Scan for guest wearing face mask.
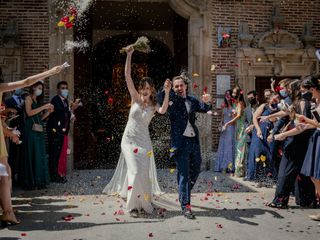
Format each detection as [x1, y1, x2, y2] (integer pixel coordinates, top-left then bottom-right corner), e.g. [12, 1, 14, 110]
[20, 81, 54, 189]
[243, 90, 259, 179]
[5, 89, 26, 186]
[47, 81, 80, 183]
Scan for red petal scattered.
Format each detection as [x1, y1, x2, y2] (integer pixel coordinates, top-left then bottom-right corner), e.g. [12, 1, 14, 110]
[61, 16, 69, 23]
[116, 218, 121, 221]
[62, 214, 74, 221]
[216, 224, 223, 229]
[267, 172, 273, 177]
[128, 186, 133, 191]
[186, 204, 191, 209]
[203, 86, 208, 94]
[65, 22, 74, 29]
[296, 174, 302, 181]
[204, 197, 209, 200]
[193, 83, 198, 89]
[114, 210, 125, 215]
[133, 148, 138, 154]
[149, 233, 154, 237]
[21, 233, 27, 237]
[107, 97, 113, 105]
[69, 6, 78, 17]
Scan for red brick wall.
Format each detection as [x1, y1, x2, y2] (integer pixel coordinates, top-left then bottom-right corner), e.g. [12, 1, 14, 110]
[0, 0, 49, 97]
[210, 0, 320, 149]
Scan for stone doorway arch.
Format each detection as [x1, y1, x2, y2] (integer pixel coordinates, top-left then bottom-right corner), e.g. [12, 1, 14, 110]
[48, 0, 212, 170]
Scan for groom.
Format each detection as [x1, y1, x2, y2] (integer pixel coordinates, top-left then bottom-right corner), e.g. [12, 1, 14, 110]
[157, 76, 212, 219]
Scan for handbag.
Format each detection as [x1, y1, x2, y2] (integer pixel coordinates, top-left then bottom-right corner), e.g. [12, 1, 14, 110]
[32, 115, 43, 132]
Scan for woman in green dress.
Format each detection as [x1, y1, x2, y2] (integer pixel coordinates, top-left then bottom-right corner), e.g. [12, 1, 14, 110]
[223, 87, 247, 177]
[20, 81, 54, 189]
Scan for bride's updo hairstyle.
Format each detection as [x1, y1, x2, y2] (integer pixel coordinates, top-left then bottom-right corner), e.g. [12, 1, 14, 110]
[138, 77, 157, 106]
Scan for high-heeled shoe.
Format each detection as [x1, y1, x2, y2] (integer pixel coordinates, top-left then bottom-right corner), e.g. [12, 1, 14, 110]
[1, 211, 21, 227]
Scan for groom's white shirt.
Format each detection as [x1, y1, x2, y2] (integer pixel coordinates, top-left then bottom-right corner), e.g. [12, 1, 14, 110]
[183, 99, 196, 137]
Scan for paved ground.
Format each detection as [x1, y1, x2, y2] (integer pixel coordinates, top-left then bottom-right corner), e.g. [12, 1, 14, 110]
[1, 170, 320, 240]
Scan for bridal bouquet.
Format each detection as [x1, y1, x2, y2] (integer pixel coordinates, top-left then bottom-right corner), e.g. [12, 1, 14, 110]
[120, 36, 151, 54]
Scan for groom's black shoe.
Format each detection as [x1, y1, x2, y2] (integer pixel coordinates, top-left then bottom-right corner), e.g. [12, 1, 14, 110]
[182, 209, 196, 220]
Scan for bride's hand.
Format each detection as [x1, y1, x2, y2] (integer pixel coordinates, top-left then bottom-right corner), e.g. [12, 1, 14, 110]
[124, 45, 134, 54]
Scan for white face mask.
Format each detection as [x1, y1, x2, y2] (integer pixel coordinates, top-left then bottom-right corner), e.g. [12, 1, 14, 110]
[60, 89, 69, 98]
[35, 88, 42, 97]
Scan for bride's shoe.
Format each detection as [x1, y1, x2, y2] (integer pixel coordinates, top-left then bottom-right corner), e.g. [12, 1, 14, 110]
[1, 211, 21, 227]
[129, 209, 139, 218]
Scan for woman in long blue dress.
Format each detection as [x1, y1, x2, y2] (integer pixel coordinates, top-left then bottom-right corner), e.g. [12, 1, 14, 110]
[215, 90, 235, 173]
[247, 93, 280, 182]
[223, 87, 246, 177]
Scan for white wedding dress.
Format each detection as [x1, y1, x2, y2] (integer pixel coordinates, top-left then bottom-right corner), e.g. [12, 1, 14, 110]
[103, 102, 163, 213]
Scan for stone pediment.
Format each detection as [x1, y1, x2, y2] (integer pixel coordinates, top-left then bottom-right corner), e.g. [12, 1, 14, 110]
[258, 30, 302, 50]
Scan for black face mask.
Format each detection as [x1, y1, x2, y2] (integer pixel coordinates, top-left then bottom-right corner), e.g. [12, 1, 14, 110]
[301, 91, 312, 101]
[249, 98, 257, 106]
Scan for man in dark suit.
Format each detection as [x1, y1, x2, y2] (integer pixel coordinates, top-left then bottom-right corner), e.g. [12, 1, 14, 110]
[243, 90, 259, 180]
[47, 81, 79, 183]
[157, 76, 212, 219]
[5, 88, 26, 185]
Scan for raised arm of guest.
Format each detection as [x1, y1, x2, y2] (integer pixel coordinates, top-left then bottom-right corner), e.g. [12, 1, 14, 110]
[252, 103, 266, 138]
[224, 101, 244, 127]
[259, 110, 288, 121]
[0, 65, 63, 93]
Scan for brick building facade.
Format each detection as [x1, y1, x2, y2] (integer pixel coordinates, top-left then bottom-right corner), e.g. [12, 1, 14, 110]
[0, 0, 319, 169]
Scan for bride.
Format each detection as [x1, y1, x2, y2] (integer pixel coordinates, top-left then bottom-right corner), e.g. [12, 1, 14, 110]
[103, 45, 171, 217]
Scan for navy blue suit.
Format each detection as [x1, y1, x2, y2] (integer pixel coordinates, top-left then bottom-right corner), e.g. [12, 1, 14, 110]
[157, 89, 212, 210]
[47, 95, 71, 181]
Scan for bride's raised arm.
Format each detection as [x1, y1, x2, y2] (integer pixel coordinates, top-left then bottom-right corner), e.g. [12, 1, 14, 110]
[156, 79, 171, 114]
[124, 46, 139, 102]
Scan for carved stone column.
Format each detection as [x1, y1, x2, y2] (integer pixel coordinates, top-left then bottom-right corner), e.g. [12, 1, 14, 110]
[0, 20, 22, 83]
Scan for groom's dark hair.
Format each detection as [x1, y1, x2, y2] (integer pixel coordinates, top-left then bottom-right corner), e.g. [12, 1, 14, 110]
[172, 76, 187, 85]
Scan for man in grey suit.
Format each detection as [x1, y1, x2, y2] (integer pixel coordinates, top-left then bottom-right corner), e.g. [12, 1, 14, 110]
[243, 90, 259, 179]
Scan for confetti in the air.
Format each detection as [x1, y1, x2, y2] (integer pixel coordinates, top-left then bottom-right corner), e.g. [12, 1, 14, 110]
[64, 40, 89, 53]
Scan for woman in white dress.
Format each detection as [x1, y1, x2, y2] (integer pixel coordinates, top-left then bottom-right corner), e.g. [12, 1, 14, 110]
[103, 46, 171, 217]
